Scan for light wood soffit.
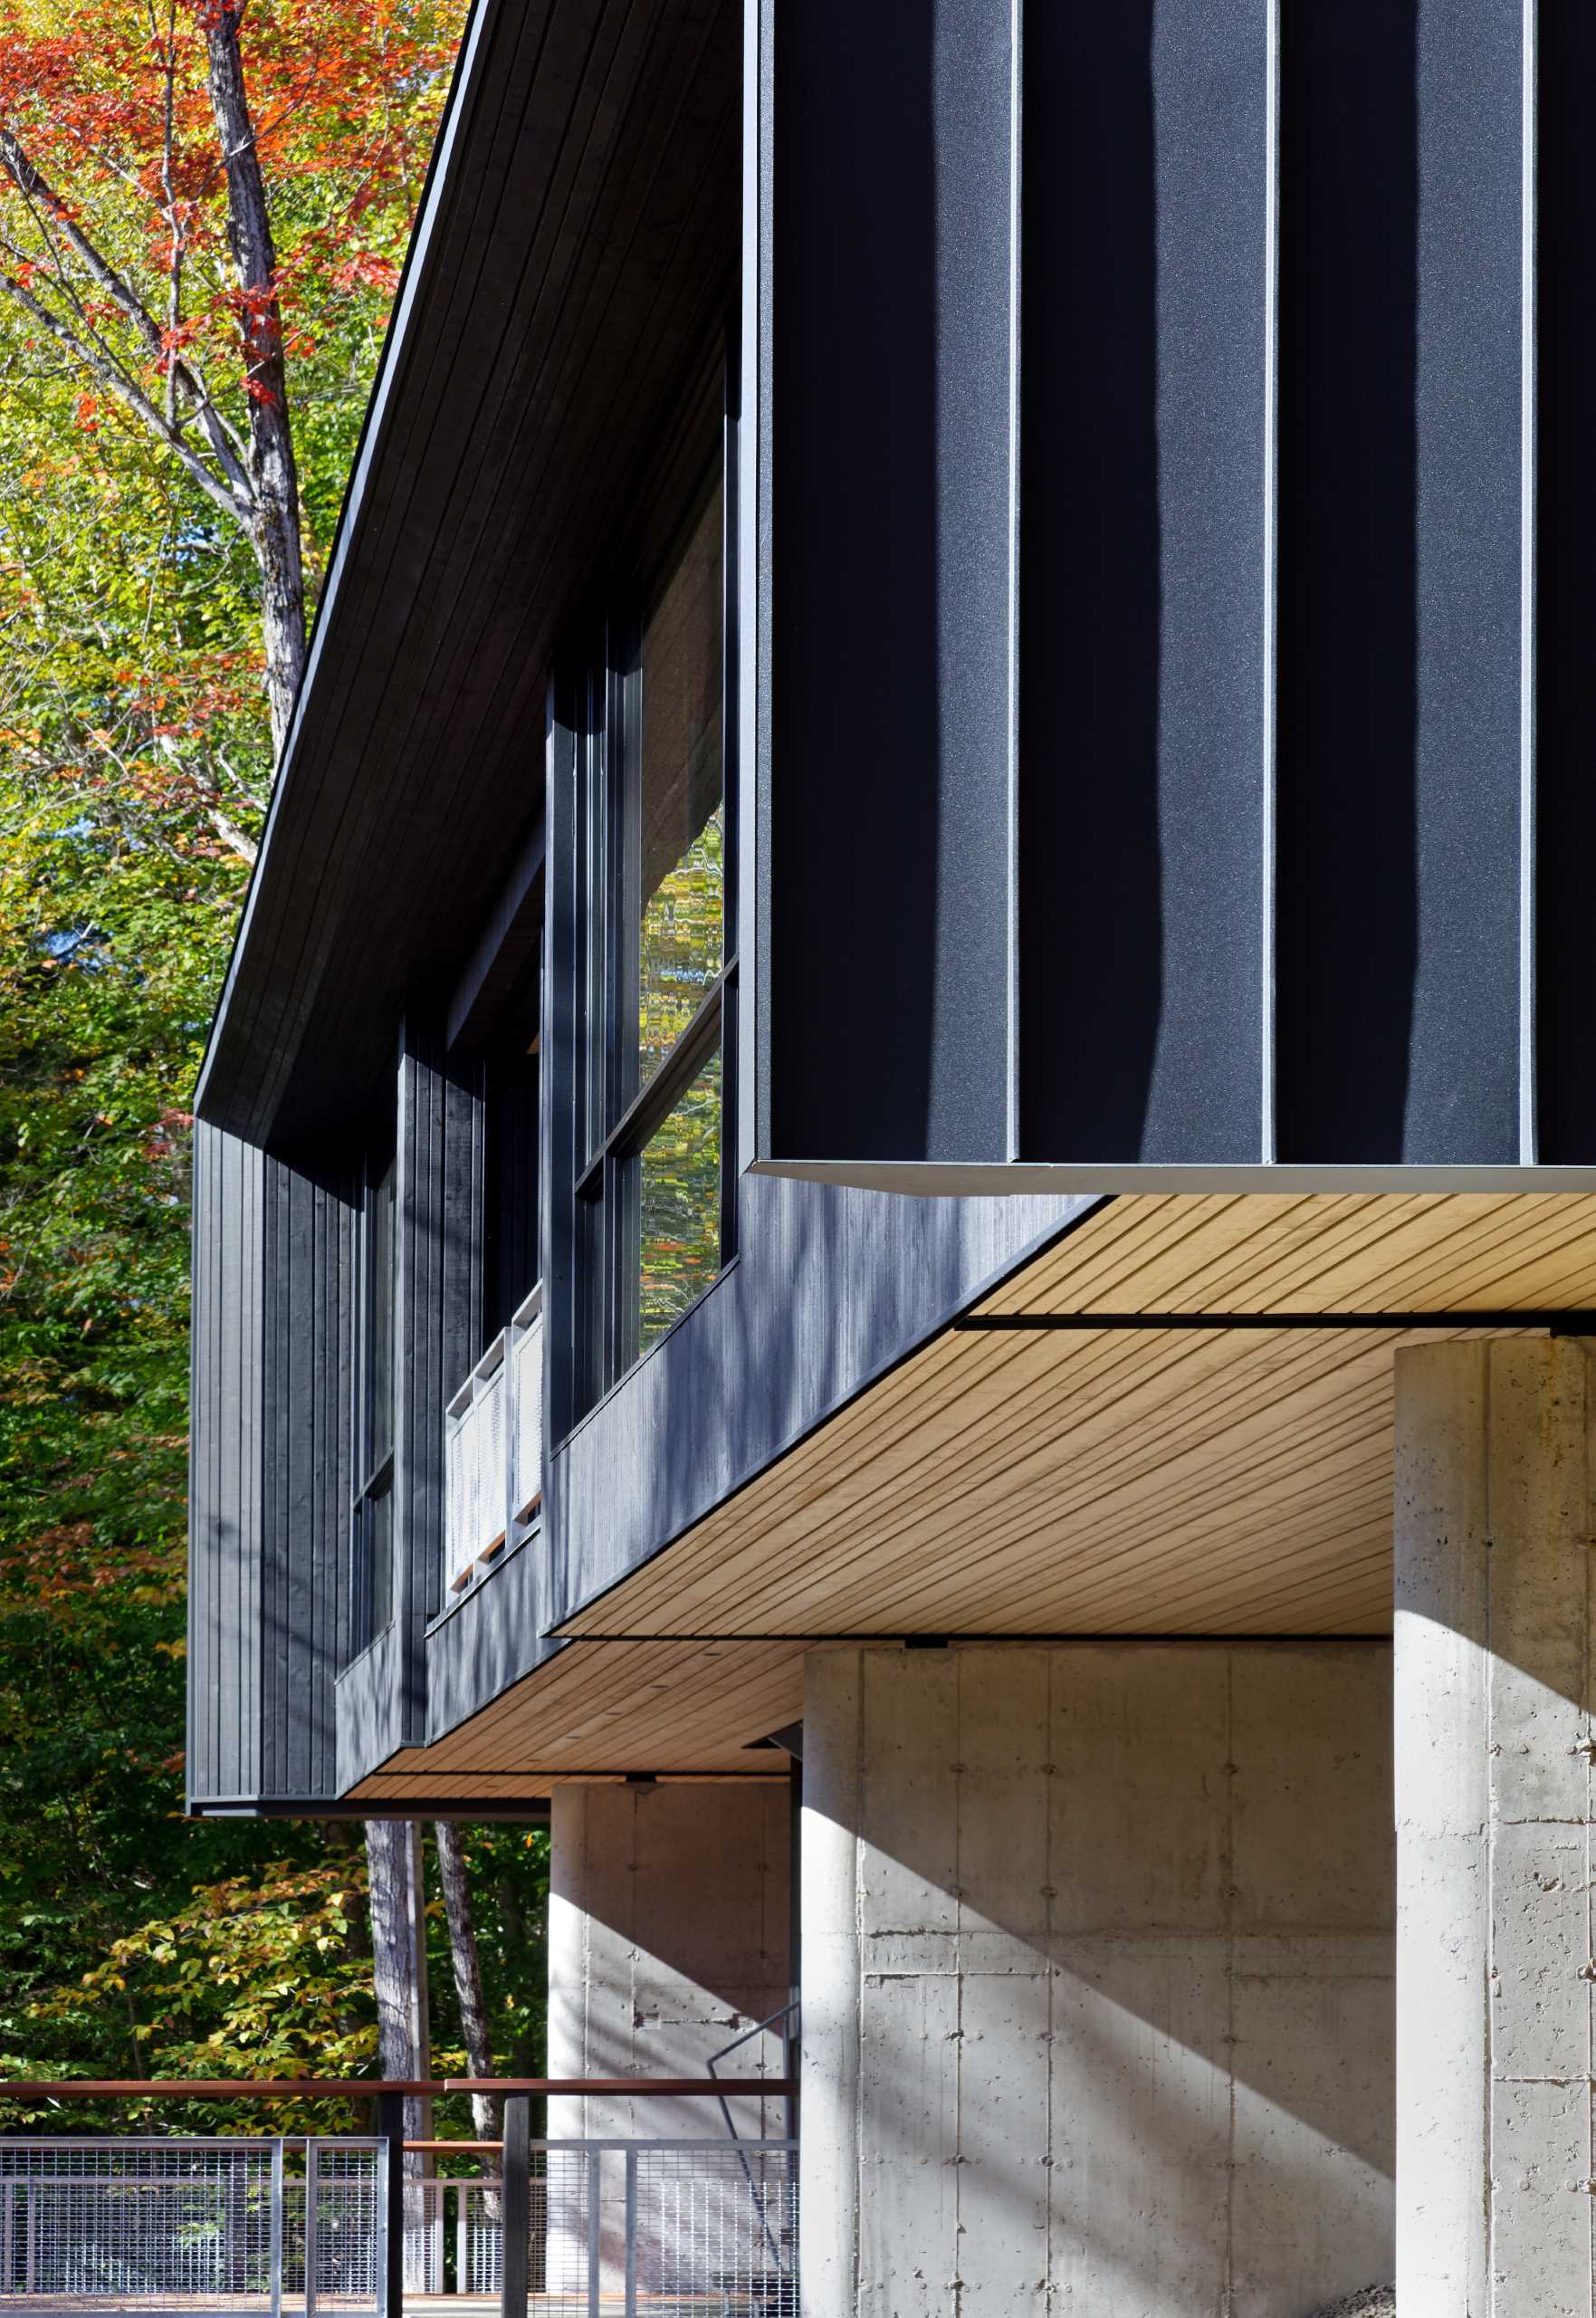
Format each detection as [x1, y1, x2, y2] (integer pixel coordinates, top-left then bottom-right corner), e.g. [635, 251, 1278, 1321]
[556, 1193, 1596, 1644]
[368, 1195, 1595, 1798]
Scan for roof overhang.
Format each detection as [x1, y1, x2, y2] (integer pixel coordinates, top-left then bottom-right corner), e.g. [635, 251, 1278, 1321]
[343, 1189, 1596, 1796]
[196, 0, 741, 1149]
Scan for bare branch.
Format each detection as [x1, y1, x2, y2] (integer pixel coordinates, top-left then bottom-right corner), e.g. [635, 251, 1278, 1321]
[158, 0, 181, 428]
[2, 130, 167, 366]
[0, 266, 252, 529]
[0, 127, 255, 501]
[206, 807, 258, 865]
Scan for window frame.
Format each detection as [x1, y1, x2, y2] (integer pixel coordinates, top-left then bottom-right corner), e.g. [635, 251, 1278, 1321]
[347, 1131, 397, 1660]
[570, 417, 739, 1408]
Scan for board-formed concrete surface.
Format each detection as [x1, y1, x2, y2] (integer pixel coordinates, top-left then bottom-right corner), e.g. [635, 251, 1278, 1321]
[802, 1640, 1395, 2316]
[546, 1780, 791, 2141]
[1395, 1336, 1596, 2315]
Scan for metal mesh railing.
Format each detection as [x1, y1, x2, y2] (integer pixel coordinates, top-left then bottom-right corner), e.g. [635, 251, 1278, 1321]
[628, 2145, 798, 2316]
[456, 2178, 528, 2297]
[0, 2139, 381, 2316]
[0, 2135, 798, 2314]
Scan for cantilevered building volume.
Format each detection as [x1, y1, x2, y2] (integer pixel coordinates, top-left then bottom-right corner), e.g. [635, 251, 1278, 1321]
[189, 4, 1596, 2308]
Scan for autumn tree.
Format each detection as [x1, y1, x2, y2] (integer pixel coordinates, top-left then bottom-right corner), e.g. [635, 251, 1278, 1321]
[0, 0, 541, 2120]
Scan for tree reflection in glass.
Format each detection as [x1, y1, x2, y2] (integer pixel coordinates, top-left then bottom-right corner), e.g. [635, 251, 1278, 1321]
[638, 1043, 722, 1349]
[636, 476, 723, 1096]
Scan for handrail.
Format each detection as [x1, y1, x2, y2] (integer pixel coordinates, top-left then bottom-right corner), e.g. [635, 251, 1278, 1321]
[3, 2075, 794, 2098]
[447, 2077, 795, 2096]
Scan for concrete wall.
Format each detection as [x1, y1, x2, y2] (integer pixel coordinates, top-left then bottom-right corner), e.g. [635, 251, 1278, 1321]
[1394, 1336, 1596, 2312]
[548, 1780, 793, 2142]
[802, 1642, 1395, 2318]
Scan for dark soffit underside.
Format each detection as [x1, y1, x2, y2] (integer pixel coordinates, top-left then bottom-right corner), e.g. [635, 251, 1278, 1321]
[196, 0, 740, 1151]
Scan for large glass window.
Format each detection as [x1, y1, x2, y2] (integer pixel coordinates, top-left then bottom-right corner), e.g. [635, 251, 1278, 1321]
[635, 484, 725, 1097]
[483, 963, 541, 1350]
[574, 460, 733, 1403]
[638, 1043, 723, 1351]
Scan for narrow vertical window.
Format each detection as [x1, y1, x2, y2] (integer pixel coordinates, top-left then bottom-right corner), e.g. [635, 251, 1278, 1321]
[572, 450, 734, 1405]
[635, 483, 725, 1098]
[349, 1140, 396, 1655]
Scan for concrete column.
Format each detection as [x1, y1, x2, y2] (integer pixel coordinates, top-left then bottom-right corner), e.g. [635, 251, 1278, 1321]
[548, 1779, 792, 2133]
[802, 1640, 1395, 2317]
[546, 1779, 792, 2295]
[1394, 1336, 1596, 2314]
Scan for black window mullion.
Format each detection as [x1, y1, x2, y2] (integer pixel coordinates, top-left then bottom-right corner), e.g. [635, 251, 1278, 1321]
[567, 390, 734, 1413]
[608, 1144, 640, 1379]
[607, 633, 642, 1139]
[347, 1137, 395, 1660]
[719, 966, 739, 1266]
[578, 968, 730, 1194]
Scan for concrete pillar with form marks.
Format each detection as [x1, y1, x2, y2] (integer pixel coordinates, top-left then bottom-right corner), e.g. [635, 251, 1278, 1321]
[1395, 1335, 1596, 2313]
[802, 1638, 1395, 2316]
[545, 1780, 794, 2303]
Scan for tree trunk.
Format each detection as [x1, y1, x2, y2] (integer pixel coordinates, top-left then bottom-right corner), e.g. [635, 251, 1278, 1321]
[435, 1822, 501, 2143]
[366, 1820, 432, 2166]
[497, 1871, 543, 2078]
[202, 0, 307, 756]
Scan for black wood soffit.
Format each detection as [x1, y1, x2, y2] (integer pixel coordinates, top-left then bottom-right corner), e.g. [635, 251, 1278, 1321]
[195, 0, 741, 1152]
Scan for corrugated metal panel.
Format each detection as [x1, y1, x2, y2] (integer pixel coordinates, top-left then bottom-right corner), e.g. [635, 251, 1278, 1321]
[1018, 0, 1270, 1164]
[187, 1124, 357, 1811]
[1275, 0, 1524, 1163]
[1532, 3, 1596, 1161]
[260, 1154, 357, 1799]
[188, 1124, 266, 1806]
[751, 0, 1590, 1189]
[767, 0, 1016, 1165]
[383, 1021, 485, 1757]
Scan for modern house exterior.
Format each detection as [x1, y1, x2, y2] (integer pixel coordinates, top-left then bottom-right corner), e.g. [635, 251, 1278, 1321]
[188, 3, 1596, 2309]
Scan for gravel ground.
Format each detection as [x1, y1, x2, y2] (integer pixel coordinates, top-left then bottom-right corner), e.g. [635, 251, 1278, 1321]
[1308, 2293, 1395, 2318]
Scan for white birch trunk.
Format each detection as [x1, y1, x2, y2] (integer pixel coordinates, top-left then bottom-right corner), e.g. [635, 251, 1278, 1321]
[366, 1819, 433, 2169]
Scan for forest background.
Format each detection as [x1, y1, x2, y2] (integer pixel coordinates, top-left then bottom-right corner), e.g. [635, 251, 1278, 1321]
[0, 0, 550, 2136]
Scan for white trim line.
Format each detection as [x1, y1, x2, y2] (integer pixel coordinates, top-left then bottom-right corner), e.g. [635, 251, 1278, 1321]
[1518, 0, 1538, 1164]
[1259, 0, 1281, 1164]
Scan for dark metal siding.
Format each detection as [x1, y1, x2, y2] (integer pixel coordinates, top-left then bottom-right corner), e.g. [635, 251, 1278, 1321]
[753, 0, 1563, 1182]
[261, 1152, 357, 1797]
[393, 1022, 484, 1748]
[768, 0, 1015, 1165]
[1276, 1, 1524, 1163]
[1534, 4, 1596, 1161]
[425, 1173, 1088, 1745]
[1018, 0, 1269, 1164]
[188, 1123, 264, 1805]
[544, 1179, 1089, 1640]
[188, 1125, 356, 1809]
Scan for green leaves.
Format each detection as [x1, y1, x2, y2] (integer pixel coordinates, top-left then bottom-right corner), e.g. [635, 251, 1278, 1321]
[0, 0, 514, 2135]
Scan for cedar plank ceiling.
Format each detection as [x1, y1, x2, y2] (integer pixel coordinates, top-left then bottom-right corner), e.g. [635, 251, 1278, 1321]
[349, 1193, 1596, 1799]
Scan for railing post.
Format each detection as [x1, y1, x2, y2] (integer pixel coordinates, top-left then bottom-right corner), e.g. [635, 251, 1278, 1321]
[303, 2139, 320, 2318]
[505, 1315, 518, 1555]
[454, 2180, 467, 2297]
[623, 2147, 638, 2318]
[500, 2094, 529, 2318]
[305, 2132, 321, 2318]
[376, 2093, 406, 2318]
[587, 2146, 601, 2318]
[269, 2140, 283, 2318]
